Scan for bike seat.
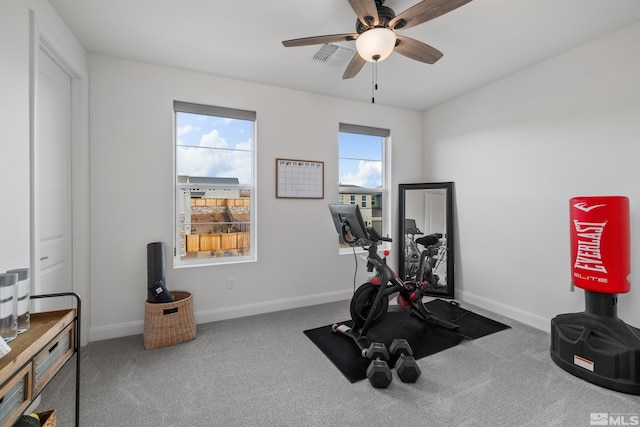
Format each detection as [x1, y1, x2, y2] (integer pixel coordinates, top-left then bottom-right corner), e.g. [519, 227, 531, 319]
[416, 233, 442, 247]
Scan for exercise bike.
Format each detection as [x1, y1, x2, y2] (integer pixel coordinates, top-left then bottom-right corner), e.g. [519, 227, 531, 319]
[403, 218, 446, 292]
[328, 204, 459, 362]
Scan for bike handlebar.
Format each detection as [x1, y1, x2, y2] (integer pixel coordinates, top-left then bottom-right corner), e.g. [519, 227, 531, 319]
[367, 226, 392, 243]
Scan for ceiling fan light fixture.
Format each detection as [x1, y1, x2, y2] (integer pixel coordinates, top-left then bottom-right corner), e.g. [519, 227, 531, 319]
[355, 27, 396, 62]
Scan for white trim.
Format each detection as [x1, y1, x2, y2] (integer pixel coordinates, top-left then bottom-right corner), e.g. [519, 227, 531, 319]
[89, 289, 352, 342]
[457, 289, 550, 332]
[39, 34, 83, 79]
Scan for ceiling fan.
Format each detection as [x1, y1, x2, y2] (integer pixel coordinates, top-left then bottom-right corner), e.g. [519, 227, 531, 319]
[282, 0, 473, 79]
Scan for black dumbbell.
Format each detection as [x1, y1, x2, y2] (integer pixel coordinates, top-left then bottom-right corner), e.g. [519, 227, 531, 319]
[364, 342, 392, 388]
[390, 339, 421, 383]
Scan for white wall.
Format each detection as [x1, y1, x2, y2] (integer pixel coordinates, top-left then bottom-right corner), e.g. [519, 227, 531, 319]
[88, 54, 424, 340]
[0, 0, 90, 340]
[0, 0, 31, 272]
[424, 22, 640, 330]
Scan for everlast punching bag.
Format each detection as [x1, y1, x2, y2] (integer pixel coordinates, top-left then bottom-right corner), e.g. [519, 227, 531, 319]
[146, 242, 174, 303]
[550, 196, 640, 394]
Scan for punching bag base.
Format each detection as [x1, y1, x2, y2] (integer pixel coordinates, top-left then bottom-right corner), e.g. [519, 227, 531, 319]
[550, 312, 640, 395]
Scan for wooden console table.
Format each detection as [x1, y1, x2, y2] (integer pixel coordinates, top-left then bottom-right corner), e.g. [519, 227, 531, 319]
[0, 293, 80, 427]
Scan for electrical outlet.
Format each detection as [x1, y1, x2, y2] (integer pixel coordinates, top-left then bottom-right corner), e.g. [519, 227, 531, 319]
[227, 277, 235, 289]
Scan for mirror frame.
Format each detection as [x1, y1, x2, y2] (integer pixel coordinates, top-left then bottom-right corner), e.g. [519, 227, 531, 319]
[398, 182, 455, 299]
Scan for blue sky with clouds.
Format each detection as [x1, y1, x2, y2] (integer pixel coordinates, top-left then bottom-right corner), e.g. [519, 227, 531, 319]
[339, 132, 383, 188]
[176, 112, 383, 188]
[176, 112, 253, 184]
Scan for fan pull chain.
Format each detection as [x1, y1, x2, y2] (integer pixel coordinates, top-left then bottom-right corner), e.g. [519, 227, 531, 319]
[371, 62, 374, 103]
[371, 60, 379, 104]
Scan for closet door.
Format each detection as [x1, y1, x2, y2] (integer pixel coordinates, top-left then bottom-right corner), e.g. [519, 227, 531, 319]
[34, 47, 73, 310]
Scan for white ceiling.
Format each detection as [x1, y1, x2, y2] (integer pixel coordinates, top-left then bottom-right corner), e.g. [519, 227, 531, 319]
[48, 0, 640, 111]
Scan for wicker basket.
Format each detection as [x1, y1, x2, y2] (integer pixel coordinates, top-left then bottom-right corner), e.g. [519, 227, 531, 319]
[38, 409, 56, 427]
[143, 291, 196, 350]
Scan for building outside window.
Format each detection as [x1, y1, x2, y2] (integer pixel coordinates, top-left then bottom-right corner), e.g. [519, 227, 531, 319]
[174, 101, 256, 267]
[338, 123, 389, 249]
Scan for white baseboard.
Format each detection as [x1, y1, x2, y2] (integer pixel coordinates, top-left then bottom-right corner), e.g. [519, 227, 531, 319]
[89, 319, 144, 342]
[456, 289, 551, 332]
[89, 288, 553, 342]
[89, 289, 352, 342]
[192, 289, 352, 325]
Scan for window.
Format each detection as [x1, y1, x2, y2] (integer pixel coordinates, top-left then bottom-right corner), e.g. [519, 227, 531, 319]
[338, 123, 389, 249]
[174, 101, 256, 267]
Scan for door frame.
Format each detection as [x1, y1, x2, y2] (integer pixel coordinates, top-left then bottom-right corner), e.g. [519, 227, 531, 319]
[30, 11, 90, 345]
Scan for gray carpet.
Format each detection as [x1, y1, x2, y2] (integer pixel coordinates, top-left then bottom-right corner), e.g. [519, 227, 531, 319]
[38, 300, 640, 426]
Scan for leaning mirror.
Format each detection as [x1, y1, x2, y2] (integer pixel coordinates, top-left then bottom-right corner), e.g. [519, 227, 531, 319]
[398, 182, 454, 299]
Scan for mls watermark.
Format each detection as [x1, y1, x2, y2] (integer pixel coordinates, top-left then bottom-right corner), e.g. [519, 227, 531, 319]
[591, 413, 640, 426]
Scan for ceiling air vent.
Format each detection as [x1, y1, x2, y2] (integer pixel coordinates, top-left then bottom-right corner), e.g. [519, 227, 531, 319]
[312, 43, 355, 65]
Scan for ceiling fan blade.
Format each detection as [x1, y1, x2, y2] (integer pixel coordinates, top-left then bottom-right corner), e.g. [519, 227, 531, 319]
[348, 0, 379, 27]
[394, 35, 443, 64]
[282, 34, 358, 48]
[389, 0, 472, 31]
[343, 53, 366, 79]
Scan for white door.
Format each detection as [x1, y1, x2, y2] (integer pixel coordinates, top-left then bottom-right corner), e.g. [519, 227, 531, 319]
[34, 47, 73, 311]
[424, 190, 447, 283]
[424, 191, 446, 235]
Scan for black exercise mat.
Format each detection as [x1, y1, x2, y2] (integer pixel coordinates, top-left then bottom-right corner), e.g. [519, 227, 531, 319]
[303, 299, 510, 383]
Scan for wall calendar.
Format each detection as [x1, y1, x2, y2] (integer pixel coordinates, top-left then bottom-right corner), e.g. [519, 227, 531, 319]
[276, 158, 324, 199]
